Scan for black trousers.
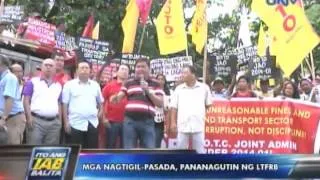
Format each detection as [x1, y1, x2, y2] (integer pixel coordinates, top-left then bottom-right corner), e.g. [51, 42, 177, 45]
[155, 122, 164, 148]
[66, 123, 98, 148]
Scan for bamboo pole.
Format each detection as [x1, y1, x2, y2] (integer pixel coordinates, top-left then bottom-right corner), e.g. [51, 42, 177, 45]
[305, 57, 312, 75]
[301, 62, 304, 78]
[202, 43, 207, 83]
[310, 51, 316, 83]
[137, 24, 146, 54]
[0, 0, 5, 16]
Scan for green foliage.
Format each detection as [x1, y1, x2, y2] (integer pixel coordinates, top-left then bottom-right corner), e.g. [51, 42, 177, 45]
[6, 0, 320, 75]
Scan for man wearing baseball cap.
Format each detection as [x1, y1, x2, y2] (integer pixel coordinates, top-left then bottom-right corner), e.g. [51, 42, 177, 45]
[211, 77, 228, 99]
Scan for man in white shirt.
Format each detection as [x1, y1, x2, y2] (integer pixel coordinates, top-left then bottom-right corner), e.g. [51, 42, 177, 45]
[23, 59, 62, 145]
[170, 66, 212, 154]
[62, 62, 104, 148]
[300, 78, 318, 103]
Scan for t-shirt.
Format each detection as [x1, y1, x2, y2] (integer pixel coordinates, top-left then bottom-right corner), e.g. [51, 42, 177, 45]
[102, 80, 127, 122]
[121, 77, 164, 120]
[154, 95, 170, 123]
[232, 91, 257, 98]
[54, 72, 70, 86]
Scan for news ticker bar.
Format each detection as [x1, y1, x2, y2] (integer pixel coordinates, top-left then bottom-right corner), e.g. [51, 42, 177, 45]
[75, 154, 320, 179]
[21, 146, 320, 179]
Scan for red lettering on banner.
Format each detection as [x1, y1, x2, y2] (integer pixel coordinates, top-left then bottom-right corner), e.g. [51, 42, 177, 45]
[164, 99, 320, 154]
[275, 4, 297, 32]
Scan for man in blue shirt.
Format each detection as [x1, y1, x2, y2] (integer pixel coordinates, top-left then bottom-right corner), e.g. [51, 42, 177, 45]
[0, 55, 25, 144]
[62, 61, 104, 148]
[211, 77, 228, 99]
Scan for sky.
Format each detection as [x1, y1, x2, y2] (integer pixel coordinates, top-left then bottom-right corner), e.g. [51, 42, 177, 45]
[185, 0, 240, 22]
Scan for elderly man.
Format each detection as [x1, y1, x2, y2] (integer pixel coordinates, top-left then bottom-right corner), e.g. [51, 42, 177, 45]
[23, 59, 62, 145]
[170, 66, 212, 154]
[0, 55, 25, 144]
[63, 62, 104, 148]
[11, 63, 24, 95]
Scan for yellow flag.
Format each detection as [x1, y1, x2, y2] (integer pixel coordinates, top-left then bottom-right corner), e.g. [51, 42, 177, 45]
[257, 23, 277, 56]
[155, 0, 187, 55]
[252, 0, 320, 77]
[121, 0, 139, 53]
[190, 0, 207, 54]
[92, 21, 100, 40]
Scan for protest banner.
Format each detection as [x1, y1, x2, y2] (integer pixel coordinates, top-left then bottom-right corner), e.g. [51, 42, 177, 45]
[209, 53, 237, 77]
[55, 32, 77, 51]
[112, 54, 149, 77]
[249, 56, 276, 80]
[235, 46, 257, 72]
[165, 99, 320, 154]
[150, 56, 193, 81]
[0, 5, 24, 24]
[23, 18, 56, 46]
[77, 37, 111, 63]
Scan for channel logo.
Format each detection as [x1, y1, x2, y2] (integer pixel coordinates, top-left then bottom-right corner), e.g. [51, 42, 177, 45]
[26, 147, 71, 180]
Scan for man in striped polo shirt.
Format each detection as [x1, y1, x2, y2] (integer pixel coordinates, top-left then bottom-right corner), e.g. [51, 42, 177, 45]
[111, 58, 164, 149]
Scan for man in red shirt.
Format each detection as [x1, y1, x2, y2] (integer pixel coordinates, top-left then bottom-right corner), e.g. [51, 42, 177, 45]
[52, 52, 71, 86]
[52, 52, 70, 144]
[102, 64, 129, 148]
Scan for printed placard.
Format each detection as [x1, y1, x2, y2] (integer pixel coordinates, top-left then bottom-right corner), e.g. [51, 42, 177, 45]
[24, 18, 56, 46]
[0, 6, 24, 24]
[151, 56, 193, 81]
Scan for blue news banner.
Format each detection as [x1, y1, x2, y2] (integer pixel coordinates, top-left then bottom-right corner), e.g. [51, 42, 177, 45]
[23, 147, 320, 179]
[74, 153, 320, 179]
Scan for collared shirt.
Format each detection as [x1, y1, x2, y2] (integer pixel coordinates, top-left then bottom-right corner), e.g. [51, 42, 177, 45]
[232, 91, 257, 98]
[23, 77, 62, 117]
[54, 72, 70, 86]
[0, 70, 24, 115]
[170, 81, 212, 133]
[121, 77, 164, 119]
[301, 87, 320, 103]
[62, 79, 104, 131]
[212, 89, 228, 99]
[102, 80, 127, 122]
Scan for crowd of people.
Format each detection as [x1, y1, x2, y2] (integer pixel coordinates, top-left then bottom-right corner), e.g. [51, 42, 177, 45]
[0, 53, 320, 153]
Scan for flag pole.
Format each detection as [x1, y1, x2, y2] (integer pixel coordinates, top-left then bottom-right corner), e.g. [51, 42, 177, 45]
[138, 24, 146, 54]
[305, 57, 312, 75]
[301, 62, 304, 77]
[310, 51, 316, 83]
[202, 43, 207, 83]
[185, 32, 189, 57]
[0, 0, 5, 16]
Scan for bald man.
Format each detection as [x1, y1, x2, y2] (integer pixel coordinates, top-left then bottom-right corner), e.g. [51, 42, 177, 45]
[23, 59, 62, 145]
[11, 64, 24, 95]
